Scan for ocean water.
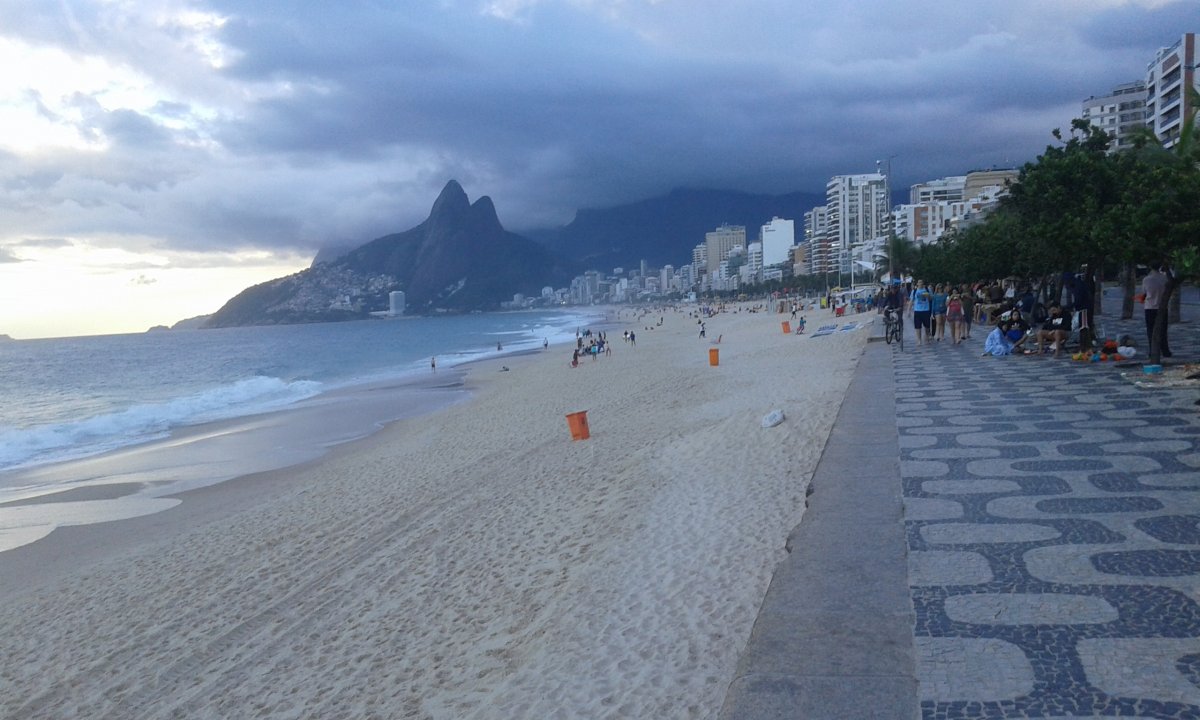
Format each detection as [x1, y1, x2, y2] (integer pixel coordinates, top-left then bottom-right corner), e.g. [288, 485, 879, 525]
[0, 309, 603, 551]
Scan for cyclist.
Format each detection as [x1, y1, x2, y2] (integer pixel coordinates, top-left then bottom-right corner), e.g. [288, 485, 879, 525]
[883, 284, 905, 341]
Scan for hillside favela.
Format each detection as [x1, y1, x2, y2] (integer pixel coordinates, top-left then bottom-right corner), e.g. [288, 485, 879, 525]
[1, 6, 1199, 720]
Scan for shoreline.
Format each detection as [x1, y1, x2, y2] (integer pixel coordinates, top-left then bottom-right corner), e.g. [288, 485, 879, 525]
[0, 334, 579, 557]
[0, 304, 871, 719]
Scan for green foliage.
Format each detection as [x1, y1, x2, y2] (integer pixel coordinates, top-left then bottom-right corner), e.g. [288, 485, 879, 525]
[919, 116, 1199, 288]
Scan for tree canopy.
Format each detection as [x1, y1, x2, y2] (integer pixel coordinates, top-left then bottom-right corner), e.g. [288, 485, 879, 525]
[912, 115, 1200, 287]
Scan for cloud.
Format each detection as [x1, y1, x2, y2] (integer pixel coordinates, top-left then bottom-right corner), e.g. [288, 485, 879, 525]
[130, 273, 157, 285]
[0, 247, 25, 263]
[0, 0, 1193, 258]
[1079, 2, 1197, 51]
[17, 237, 73, 248]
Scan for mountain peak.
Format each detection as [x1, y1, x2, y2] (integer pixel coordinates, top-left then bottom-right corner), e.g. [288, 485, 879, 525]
[470, 196, 501, 229]
[430, 179, 470, 220]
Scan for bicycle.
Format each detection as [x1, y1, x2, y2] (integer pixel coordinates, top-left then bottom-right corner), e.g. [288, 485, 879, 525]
[884, 307, 904, 350]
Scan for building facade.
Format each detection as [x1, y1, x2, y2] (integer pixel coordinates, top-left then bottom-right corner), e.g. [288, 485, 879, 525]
[909, 176, 965, 204]
[759, 217, 795, 268]
[825, 173, 888, 275]
[1081, 80, 1148, 153]
[804, 206, 830, 274]
[1146, 33, 1197, 150]
[962, 169, 1019, 201]
[704, 224, 746, 276]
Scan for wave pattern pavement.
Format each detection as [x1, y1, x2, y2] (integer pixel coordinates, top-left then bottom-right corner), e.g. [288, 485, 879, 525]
[897, 316, 1200, 720]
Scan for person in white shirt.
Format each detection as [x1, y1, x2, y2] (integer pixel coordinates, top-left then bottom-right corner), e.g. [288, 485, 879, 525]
[1142, 262, 1172, 358]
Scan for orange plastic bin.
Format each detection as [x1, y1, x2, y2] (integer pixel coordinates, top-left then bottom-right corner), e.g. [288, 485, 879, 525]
[566, 410, 590, 440]
[781, 321, 791, 334]
[709, 348, 719, 366]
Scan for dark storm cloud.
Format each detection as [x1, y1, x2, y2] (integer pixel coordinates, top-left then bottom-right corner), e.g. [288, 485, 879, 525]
[1, 0, 1194, 255]
[1080, 3, 1198, 50]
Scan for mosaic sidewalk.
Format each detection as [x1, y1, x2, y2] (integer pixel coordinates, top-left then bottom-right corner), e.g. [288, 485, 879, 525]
[897, 315, 1200, 720]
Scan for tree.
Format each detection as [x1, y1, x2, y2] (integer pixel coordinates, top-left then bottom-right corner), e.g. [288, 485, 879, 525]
[1004, 121, 1121, 278]
[1121, 86, 1200, 362]
[881, 235, 919, 281]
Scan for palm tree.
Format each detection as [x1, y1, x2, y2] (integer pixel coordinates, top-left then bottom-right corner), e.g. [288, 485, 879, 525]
[881, 235, 918, 283]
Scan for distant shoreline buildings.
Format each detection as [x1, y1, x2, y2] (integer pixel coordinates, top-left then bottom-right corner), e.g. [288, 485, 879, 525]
[521, 31, 1195, 307]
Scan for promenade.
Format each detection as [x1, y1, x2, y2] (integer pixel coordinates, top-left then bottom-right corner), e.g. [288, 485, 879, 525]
[724, 300, 1200, 720]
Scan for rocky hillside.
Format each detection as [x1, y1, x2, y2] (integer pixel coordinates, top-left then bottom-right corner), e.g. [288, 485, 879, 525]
[206, 181, 574, 327]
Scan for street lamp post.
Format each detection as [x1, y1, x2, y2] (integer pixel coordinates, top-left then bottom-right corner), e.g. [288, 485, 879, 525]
[877, 155, 897, 282]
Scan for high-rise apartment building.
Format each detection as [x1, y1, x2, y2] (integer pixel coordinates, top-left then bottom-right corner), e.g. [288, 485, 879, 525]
[1081, 81, 1148, 153]
[745, 242, 763, 281]
[1145, 33, 1197, 150]
[804, 206, 829, 274]
[790, 244, 809, 277]
[825, 173, 888, 275]
[705, 224, 746, 276]
[759, 217, 795, 268]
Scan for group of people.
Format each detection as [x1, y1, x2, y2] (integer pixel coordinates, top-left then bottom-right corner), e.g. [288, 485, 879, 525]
[889, 263, 1174, 360]
[981, 303, 1069, 357]
[572, 329, 612, 367]
[896, 281, 976, 346]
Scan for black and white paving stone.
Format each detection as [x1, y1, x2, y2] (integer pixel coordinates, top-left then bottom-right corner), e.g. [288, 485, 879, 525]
[895, 316, 1200, 719]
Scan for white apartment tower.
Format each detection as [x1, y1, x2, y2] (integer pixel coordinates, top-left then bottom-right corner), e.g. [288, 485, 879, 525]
[1145, 33, 1197, 150]
[804, 206, 829, 274]
[759, 217, 795, 268]
[1081, 81, 1148, 153]
[745, 242, 764, 284]
[704, 224, 746, 276]
[825, 174, 888, 275]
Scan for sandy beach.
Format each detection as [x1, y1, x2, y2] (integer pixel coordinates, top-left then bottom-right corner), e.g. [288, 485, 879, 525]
[0, 304, 870, 720]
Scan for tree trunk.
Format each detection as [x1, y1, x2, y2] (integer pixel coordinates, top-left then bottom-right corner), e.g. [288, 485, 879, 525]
[1121, 263, 1135, 320]
[1169, 288, 1182, 323]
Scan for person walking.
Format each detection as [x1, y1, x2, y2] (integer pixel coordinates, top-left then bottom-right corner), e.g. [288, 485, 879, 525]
[910, 280, 933, 345]
[946, 290, 965, 344]
[961, 291, 975, 339]
[931, 283, 949, 342]
[1143, 261, 1172, 358]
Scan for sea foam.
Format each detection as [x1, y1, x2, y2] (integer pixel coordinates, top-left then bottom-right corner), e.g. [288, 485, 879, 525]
[0, 376, 323, 472]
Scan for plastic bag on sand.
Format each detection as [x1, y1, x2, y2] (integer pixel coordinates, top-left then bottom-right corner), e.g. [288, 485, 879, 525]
[761, 409, 785, 428]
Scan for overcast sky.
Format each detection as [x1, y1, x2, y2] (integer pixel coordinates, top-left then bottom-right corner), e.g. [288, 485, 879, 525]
[0, 0, 1193, 337]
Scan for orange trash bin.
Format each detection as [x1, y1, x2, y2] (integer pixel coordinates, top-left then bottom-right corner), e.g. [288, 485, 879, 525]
[565, 410, 590, 440]
[709, 348, 719, 366]
[781, 321, 791, 334]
